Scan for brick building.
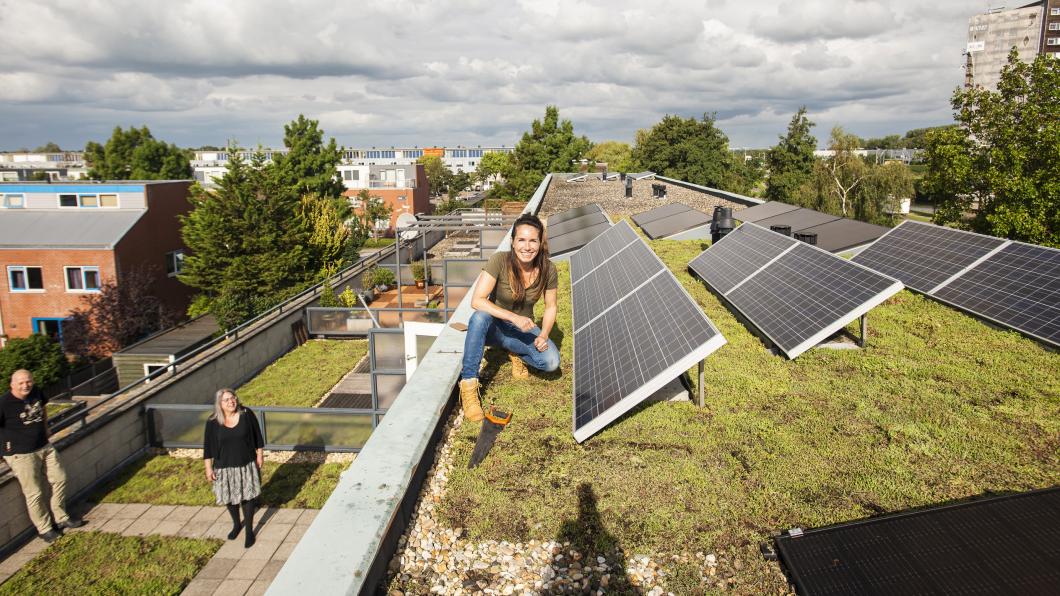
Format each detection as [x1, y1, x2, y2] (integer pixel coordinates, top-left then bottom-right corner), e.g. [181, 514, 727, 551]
[0, 181, 193, 347]
[343, 164, 432, 234]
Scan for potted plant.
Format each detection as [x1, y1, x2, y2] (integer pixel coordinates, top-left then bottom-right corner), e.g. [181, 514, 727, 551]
[370, 267, 395, 292]
[411, 261, 427, 289]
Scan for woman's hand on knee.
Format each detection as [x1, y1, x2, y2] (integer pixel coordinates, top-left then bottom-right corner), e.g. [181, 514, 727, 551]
[511, 315, 535, 332]
[534, 334, 549, 352]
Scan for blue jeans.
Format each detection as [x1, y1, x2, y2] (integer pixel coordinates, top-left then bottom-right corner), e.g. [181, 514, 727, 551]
[461, 310, 560, 380]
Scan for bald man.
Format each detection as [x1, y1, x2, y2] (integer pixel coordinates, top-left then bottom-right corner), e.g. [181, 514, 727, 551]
[1, 369, 84, 543]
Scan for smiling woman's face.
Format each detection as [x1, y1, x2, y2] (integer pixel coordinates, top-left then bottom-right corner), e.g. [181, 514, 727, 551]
[512, 224, 541, 266]
[220, 392, 238, 414]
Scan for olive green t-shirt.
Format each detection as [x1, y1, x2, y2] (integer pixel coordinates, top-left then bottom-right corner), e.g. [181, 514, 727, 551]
[483, 252, 558, 318]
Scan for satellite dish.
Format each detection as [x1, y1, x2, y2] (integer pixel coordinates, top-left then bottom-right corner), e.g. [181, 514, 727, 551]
[396, 213, 419, 241]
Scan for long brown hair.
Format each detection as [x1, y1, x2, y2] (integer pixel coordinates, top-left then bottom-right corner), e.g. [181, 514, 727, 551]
[507, 214, 550, 310]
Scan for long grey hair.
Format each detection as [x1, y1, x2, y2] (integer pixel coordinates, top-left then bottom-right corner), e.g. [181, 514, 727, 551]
[211, 387, 239, 422]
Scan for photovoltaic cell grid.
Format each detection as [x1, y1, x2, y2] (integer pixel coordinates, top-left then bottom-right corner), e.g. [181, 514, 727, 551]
[548, 203, 603, 226]
[689, 224, 793, 294]
[547, 211, 609, 237]
[775, 486, 1060, 596]
[853, 221, 1060, 347]
[630, 203, 689, 225]
[631, 203, 713, 240]
[689, 223, 902, 359]
[571, 221, 726, 443]
[546, 203, 611, 257]
[735, 201, 889, 253]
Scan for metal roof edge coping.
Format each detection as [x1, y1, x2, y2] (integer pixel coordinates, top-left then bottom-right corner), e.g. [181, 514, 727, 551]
[268, 174, 553, 596]
[653, 175, 763, 207]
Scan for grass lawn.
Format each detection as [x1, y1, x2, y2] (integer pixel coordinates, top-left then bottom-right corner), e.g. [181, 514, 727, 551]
[0, 532, 219, 595]
[438, 236, 1060, 592]
[238, 339, 367, 407]
[90, 455, 348, 509]
[362, 237, 396, 248]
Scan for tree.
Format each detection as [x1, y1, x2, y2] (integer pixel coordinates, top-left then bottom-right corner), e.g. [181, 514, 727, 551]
[631, 113, 747, 191]
[271, 115, 345, 200]
[33, 142, 62, 153]
[493, 106, 591, 200]
[586, 141, 633, 172]
[84, 126, 191, 180]
[448, 170, 472, 199]
[302, 193, 354, 279]
[0, 335, 68, 388]
[816, 126, 868, 217]
[765, 107, 817, 204]
[474, 151, 511, 188]
[418, 155, 450, 197]
[62, 267, 181, 360]
[352, 189, 392, 239]
[856, 161, 915, 224]
[928, 50, 1059, 246]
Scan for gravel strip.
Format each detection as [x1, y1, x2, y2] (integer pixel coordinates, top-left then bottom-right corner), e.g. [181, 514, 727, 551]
[162, 447, 355, 464]
[539, 177, 748, 223]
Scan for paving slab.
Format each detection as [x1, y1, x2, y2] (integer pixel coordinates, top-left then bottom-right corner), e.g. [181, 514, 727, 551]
[240, 540, 280, 561]
[228, 557, 268, 581]
[151, 520, 188, 535]
[167, 505, 204, 523]
[257, 560, 284, 582]
[214, 578, 253, 595]
[214, 539, 249, 560]
[113, 503, 151, 519]
[267, 509, 302, 525]
[245, 579, 270, 596]
[270, 542, 296, 562]
[99, 517, 136, 534]
[205, 519, 235, 540]
[140, 504, 177, 520]
[295, 510, 318, 525]
[84, 502, 125, 519]
[123, 517, 162, 537]
[284, 524, 308, 543]
[180, 578, 222, 596]
[256, 523, 291, 543]
[177, 521, 213, 539]
[195, 556, 238, 580]
[190, 507, 224, 525]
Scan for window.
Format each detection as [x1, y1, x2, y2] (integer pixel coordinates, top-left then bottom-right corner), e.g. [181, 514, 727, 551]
[59, 194, 77, 207]
[57, 193, 110, 208]
[1050, 37, 1060, 46]
[9, 266, 43, 291]
[3, 194, 24, 208]
[65, 266, 101, 291]
[448, 149, 467, 158]
[165, 250, 185, 276]
[33, 318, 65, 342]
[1052, 7, 1060, 15]
[1050, 22, 1060, 31]
[79, 194, 98, 208]
[404, 149, 423, 159]
[468, 149, 483, 158]
[342, 170, 360, 181]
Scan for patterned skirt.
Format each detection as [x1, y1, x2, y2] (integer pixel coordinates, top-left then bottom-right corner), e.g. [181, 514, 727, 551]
[212, 461, 261, 505]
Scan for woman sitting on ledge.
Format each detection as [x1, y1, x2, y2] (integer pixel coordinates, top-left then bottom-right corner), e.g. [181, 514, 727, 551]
[459, 214, 560, 420]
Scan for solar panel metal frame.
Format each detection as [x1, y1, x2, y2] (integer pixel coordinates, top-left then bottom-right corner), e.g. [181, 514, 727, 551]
[629, 171, 657, 180]
[569, 221, 639, 284]
[571, 221, 726, 443]
[565, 173, 588, 183]
[774, 486, 1060, 596]
[690, 223, 903, 359]
[853, 220, 1060, 348]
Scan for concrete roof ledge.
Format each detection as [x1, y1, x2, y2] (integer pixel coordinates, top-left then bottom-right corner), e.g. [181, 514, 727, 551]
[268, 174, 552, 595]
[654, 175, 763, 207]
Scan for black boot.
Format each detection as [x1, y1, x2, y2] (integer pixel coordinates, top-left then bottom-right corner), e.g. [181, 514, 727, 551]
[226, 504, 242, 540]
[242, 500, 256, 548]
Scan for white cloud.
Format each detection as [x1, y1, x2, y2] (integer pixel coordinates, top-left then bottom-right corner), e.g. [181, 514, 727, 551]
[0, 0, 973, 150]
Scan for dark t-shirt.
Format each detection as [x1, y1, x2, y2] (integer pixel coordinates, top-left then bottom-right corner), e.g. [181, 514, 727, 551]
[203, 408, 264, 469]
[483, 252, 558, 318]
[0, 388, 49, 456]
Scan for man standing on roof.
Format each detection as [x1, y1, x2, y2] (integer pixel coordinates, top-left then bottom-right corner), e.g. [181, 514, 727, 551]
[459, 214, 561, 420]
[0, 369, 85, 543]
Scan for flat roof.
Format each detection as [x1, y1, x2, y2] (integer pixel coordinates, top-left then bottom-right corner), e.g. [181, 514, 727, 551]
[119, 315, 219, 356]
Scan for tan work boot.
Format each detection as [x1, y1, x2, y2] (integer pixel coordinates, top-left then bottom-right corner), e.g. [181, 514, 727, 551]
[459, 378, 484, 422]
[509, 353, 529, 380]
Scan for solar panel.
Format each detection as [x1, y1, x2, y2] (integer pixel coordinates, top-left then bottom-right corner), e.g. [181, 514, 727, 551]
[631, 203, 689, 226]
[572, 221, 725, 442]
[569, 222, 639, 283]
[547, 211, 609, 237]
[734, 201, 801, 223]
[852, 221, 1005, 293]
[689, 223, 903, 358]
[775, 487, 1060, 596]
[629, 171, 656, 180]
[640, 210, 712, 240]
[549, 221, 613, 256]
[753, 208, 841, 233]
[547, 203, 603, 226]
[795, 218, 890, 253]
[565, 174, 588, 183]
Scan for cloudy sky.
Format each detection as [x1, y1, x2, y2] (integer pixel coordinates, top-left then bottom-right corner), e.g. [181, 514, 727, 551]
[0, 0, 976, 151]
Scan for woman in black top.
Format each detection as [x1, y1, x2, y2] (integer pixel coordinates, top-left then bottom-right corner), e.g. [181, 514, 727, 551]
[203, 388, 264, 547]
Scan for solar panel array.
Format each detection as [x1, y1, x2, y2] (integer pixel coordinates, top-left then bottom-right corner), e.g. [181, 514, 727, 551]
[775, 486, 1060, 596]
[689, 223, 903, 359]
[630, 203, 712, 240]
[571, 221, 726, 443]
[853, 220, 1060, 347]
[546, 203, 612, 257]
[629, 171, 657, 180]
[735, 201, 889, 253]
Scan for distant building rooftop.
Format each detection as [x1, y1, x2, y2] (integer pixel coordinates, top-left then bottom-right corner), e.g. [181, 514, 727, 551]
[0, 210, 145, 249]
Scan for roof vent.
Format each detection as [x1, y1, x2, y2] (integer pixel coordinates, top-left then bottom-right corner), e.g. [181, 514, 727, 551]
[711, 207, 734, 244]
[625, 176, 633, 198]
[794, 232, 818, 246]
[770, 225, 792, 237]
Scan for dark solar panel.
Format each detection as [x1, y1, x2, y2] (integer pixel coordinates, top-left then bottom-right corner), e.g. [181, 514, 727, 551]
[933, 242, 1060, 347]
[852, 221, 1006, 292]
[548, 221, 613, 256]
[688, 223, 793, 294]
[573, 241, 664, 328]
[796, 218, 890, 253]
[569, 222, 638, 283]
[733, 201, 801, 223]
[775, 487, 1060, 596]
[724, 243, 902, 357]
[547, 203, 603, 226]
[572, 221, 725, 442]
[631, 203, 691, 226]
[547, 211, 609, 237]
[753, 208, 842, 233]
[641, 211, 712, 240]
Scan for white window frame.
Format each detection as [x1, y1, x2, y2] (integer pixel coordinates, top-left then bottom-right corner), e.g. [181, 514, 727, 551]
[99, 193, 119, 208]
[1051, 7, 1060, 15]
[1049, 22, 1060, 30]
[1049, 37, 1060, 46]
[8, 266, 44, 292]
[2, 194, 24, 208]
[64, 266, 101, 292]
[165, 250, 186, 277]
[58, 193, 78, 208]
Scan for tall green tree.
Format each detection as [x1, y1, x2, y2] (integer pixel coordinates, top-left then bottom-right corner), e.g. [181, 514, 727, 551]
[765, 107, 818, 204]
[0, 335, 68, 388]
[586, 141, 633, 172]
[493, 106, 591, 200]
[84, 126, 192, 180]
[474, 151, 511, 188]
[856, 161, 915, 224]
[418, 155, 450, 197]
[631, 113, 747, 192]
[927, 50, 1059, 246]
[815, 126, 867, 217]
[271, 115, 345, 200]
